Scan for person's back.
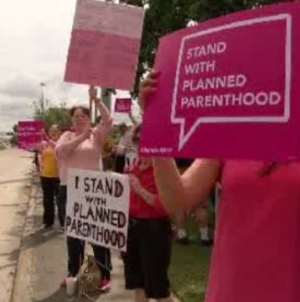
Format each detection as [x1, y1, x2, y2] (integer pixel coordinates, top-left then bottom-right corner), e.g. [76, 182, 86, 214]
[206, 160, 300, 302]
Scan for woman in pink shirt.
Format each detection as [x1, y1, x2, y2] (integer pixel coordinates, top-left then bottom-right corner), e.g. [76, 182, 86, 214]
[139, 72, 300, 302]
[55, 86, 113, 291]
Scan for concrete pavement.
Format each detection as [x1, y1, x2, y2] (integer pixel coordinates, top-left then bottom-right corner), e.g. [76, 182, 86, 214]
[12, 181, 135, 301]
[0, 148, 32, 302]
[10, 149, 179, 302]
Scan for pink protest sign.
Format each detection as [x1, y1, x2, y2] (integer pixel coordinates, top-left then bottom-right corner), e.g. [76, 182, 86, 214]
[115, 98, 132, 113]
[17, 121, 44, 150]
[64, 0, 144, 90]
[140, 2, 300, 160]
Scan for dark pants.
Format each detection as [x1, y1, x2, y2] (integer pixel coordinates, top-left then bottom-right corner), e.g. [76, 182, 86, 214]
[114, 154, 125, 173]
[67, 237, 112, 279]
[57, 185, 67, 227]
[40, 177, 60, 227]
[122, 218, 172, 299]
[63, 186, 112, 278]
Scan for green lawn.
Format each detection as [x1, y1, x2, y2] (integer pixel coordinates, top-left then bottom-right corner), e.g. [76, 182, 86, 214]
[169, 215, 214, 302]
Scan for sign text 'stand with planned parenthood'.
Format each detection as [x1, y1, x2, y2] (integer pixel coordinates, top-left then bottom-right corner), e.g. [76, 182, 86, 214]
[139, 2, 300, 160]
[66, 169, 130, 252]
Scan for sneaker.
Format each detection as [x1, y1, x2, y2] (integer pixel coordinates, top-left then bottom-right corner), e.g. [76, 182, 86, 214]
[61, 274, 71, 287]
[175, 237, 190, 245]
[99, 279, 111, 292]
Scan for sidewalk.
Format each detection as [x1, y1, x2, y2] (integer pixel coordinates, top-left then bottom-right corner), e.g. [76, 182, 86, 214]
[12, 181, 179, 302]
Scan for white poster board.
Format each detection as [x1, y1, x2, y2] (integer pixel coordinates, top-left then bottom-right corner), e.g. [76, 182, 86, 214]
[64, 0, 145, 90]
[66, 169, 130, 252]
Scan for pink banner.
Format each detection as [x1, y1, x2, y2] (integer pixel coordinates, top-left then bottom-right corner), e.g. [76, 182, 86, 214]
[64, 0, 144, 90]
[140, 2, 300, 161]
[17, 121, 44, 150]
[114, 98, 131, 113]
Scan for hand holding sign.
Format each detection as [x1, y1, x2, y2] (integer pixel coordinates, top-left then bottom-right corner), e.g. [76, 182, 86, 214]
[80, 127, 94, 140]
[89, 85, 97, 100]
[139, 2, 300, 160]
[138, 71, 160, 111]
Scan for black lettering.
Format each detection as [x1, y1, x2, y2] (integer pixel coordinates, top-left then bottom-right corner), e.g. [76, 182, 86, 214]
[105, 177, 113, 195]
[100, 198, 107, 206]
[86, 205, 96, 222]
[95, 178, 104, 194]
[83, 222, 90, 237]
[104, 229, 110, 243]
[90, 224, 96, 238]
[96, 226, 104, 241]
[84, 177, 90, 193]
[70, 218, 77, 233]
[77, 219, 82, 235]
[91, 178, 97, 193]
[110, 230, 118, 247]
[75, 176, 79, 189]
[73, 202, 80, 217]
[65, 216, 72, 229]
[93, 197, 100, 206]
[104, 208, 110, 223]
[117, 233, 126, 249]
[95, 206, 103, 222]
[110, 210, 118, 227]
[85, 196, 94, 204]
[114, 179, 124, 197]
[118, 212, 126, 228]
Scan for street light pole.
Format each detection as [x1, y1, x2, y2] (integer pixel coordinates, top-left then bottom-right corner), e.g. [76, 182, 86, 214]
[40, 82, 45, 115]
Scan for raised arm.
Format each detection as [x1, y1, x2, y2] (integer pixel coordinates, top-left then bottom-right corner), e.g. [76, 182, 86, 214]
[153, 158, 221, 214]
[138, 71, 221, 213]
[89, 86, 113, 142]
[94, 97, 113, 128]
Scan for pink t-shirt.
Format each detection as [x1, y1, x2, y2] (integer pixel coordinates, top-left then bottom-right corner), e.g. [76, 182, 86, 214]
[55, 131, 102, 185]
[206, 160, 300, 302]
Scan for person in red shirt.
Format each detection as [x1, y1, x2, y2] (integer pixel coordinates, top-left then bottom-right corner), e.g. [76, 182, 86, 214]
[122, 125, 174, 302]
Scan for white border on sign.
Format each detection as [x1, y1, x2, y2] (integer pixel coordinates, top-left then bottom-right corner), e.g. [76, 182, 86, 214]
[171, 14, 292, 151]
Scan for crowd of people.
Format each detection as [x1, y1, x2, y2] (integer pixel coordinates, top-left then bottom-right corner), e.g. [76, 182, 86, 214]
[34, 85, 204, 301]
[32, 67, 300, 302]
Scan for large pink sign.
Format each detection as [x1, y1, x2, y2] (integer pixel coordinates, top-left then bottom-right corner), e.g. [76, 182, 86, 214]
[114, 98, 131, 113]
[140, 2, 300, 160]
[64, 0, 144, 90]
[18, 121, 44, 150]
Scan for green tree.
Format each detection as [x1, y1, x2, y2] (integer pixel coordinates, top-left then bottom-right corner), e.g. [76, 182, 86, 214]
[9, 124, 18, 146]
[120, 0, 280, 96]
[33, 101, 72, 131]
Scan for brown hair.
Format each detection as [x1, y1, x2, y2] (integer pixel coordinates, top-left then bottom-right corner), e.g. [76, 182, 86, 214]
[69, 106, 90, 117]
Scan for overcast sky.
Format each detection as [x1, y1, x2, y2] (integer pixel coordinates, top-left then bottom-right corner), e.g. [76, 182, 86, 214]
[0, 0, 137, 131]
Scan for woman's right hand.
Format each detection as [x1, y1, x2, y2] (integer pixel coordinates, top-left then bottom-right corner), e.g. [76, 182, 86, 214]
[138, 70, 160, 111]
[80, 127, 93, 141]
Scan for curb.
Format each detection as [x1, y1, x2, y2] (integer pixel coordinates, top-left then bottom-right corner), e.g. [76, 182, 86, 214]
[10, 179, 38, 302]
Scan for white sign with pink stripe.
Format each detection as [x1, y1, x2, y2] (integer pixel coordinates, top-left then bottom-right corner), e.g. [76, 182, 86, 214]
[64, 0, 144, 90]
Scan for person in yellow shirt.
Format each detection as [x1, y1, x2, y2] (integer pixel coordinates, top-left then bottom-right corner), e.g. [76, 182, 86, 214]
[39, 124, 61, 229]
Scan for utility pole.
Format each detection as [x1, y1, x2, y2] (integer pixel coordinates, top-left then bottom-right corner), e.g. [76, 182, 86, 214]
[40, 82, 45, 115]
